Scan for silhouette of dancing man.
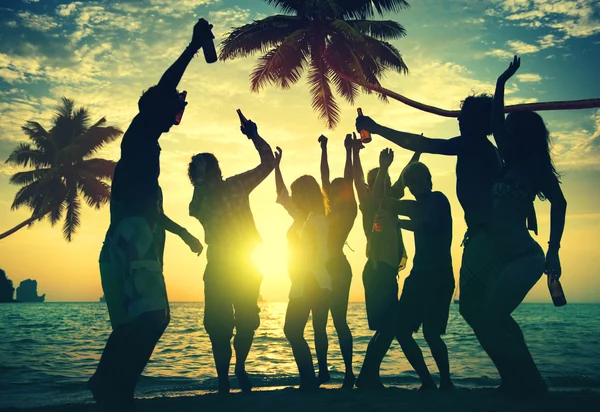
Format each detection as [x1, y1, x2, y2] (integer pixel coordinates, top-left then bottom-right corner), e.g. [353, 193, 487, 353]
[381, 161, 455, 391]
[188, 117, 275, 394]
[355, 95, 505, 388]
[317, 134, 357, 387]
[89, 19, 211, 410]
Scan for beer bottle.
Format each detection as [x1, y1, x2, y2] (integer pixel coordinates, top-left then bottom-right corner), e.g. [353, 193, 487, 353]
[357, 108, 372, 143]
[547, 274, 567, 307]
[203, 28, 218, 64]
[237, 109, 252, 139]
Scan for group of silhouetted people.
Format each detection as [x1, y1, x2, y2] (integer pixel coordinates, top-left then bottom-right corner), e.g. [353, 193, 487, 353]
[90, 20, 566, 410]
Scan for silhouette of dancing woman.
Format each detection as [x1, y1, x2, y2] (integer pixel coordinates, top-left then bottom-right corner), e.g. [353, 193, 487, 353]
[274, 147, 331, 390]
[89, 19, 210, 410]
[317, 134, 357, 387]
[381, 160, 455, 391]
[352, 139, 415, 389]
[188, 116, 275, 394]
[484, 55, 567, 396]
[356, 93, 505, 388]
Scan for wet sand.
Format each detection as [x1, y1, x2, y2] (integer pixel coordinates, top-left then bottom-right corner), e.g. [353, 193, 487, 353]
[1, 386, 598, 412]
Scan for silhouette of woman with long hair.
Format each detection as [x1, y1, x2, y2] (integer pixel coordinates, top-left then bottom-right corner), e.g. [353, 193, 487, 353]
[317, 133, 357, 387]
[352, 137, 417, 389]
[485, 56, 567, 395]
[355, 94, 504, 387]
[274, 147, 331, 390]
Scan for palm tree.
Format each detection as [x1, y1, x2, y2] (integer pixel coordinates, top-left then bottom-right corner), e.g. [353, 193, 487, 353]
[220, 0, 599, 128]
[0, 98, 122, 241]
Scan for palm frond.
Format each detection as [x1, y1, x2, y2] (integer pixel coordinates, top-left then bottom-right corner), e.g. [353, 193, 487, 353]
[55, 97, 75, 121]
[364, 36, 408, 74]
[262, 0, 308, 14]
[308, 42, 340, 128]
[328, 19, 364, 43]
[339, 0, 410, 19]
[5, 143, 48, 168]
[8, 168, 53, 186]
[62, 181, 81, 242]
[78, 158, 117, 180]
[250, 29, 310, 91]
[10, 180, 42, 210]
[332, 72, 360, 104]
[71, 106, 91, 138]
[220, 15, 306, 60]
[68, 123, 123, 160]
[49, 201, 65, 226]
[346, 19, 406, 40]
[77, 174, 111, 209]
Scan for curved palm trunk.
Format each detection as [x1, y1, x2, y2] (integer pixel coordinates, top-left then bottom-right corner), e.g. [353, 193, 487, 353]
[0, 212, 49, 240]
[334, 71, 600, 118]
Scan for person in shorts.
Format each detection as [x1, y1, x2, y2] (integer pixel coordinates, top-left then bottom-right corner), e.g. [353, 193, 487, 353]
[382, 161, 455, 390]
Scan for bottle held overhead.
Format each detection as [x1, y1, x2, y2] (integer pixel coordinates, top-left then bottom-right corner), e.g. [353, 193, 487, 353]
[357, 108, 372, 144]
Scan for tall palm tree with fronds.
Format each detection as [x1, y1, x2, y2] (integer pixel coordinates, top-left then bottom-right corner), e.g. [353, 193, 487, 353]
[220, 0, 600, 128]
[0, 98, 122, 241]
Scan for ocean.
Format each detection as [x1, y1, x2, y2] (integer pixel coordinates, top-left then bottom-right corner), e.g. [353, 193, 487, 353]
[1, 302, 599, 408]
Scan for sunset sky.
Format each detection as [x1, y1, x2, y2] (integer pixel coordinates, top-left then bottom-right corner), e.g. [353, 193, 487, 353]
[0, 0, 599, 303]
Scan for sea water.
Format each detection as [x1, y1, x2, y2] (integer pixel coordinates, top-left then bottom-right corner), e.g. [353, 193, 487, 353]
[1, 302, 599, 408]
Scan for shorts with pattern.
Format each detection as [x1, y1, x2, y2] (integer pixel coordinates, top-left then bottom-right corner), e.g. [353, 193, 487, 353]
[99, 217, 168, 329]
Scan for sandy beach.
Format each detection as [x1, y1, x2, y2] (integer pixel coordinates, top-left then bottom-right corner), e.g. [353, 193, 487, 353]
[1, 386, 598, 412]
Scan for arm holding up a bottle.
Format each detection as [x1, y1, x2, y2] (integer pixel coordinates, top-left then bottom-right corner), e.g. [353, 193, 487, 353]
[230, 118, 276, 195]
[356, 116, 461, 156]
[157, 18, 215, 91]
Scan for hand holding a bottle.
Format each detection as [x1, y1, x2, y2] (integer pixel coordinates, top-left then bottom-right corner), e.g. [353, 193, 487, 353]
[241, 119, 258, 138]
[344, 133, 353, 151]
[356, 115, 379, 135]
[191, 18, 215, 49]
[379, 148, 394, 169]
[544, 247, 561, 279]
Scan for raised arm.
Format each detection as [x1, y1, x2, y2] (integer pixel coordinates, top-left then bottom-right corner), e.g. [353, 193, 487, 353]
[229, 119, 276, 194]
[356, 116, 461, 156]
[492, 55, 520, 158]
[319, 135, 330, 192]
[274, 147, 305, 220]
[373, 148, 394, 204]
[343, 133, 353, 181]
[351, 134, 368, 205]
[157, 19, 214, 90]
[540, 172, 567, 279]
[391, 150, 422, 199]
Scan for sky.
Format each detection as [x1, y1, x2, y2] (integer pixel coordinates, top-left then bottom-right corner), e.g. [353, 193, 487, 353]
[0, 0, 599, 303]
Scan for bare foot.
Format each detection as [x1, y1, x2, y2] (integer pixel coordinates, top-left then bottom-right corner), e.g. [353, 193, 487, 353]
[342, 373, 356, 389]
[439, 380, 455, 391]
[235, 369, 253, 393]
[318, 370, 331, 384]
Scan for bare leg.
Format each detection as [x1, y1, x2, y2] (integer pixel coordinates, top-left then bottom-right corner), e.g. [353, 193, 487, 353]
[397, 332, 436, 390]
[312, 296, 330, 383]
[424, 332, 453, 390]
[330, 258, 355, 387]
[285, 297, 318, 390]
[233, 329, 255, 392]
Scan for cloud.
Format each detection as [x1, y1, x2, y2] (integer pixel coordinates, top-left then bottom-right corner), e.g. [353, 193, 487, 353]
[516, 73, 542, 82]
[506, 39, 540, 54]
[552, 110, 600, 169]
[486, 0, 600, 39]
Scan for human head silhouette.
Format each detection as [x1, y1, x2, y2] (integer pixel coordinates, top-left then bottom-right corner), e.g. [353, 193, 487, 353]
[402, 162, 432, 199]
[138, 86, 187, 133]
[188, 153, 222, 185]
[458, 94, 493, 139]
[367, 167, 391, 191]
[290, 175, 327, 216]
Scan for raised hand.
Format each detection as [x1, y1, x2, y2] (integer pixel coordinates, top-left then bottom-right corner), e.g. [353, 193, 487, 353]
[356, 115, 378, 134]
[274, 146, 283, 168]
[351, 132, 364, 152]
[379, 148, 394, 169]
[499, 55, 521, 83]
[318, 134, 328, 149]
[191, 18, 214, 48]
[344, 133, 353, 151]
[241, 119, 258, 138]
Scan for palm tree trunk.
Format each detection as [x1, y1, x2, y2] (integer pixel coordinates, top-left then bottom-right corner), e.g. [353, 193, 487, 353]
[0, 212, 49, 240]
[334, 71, 600, 118]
